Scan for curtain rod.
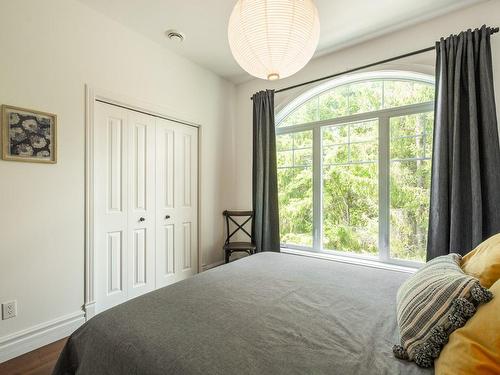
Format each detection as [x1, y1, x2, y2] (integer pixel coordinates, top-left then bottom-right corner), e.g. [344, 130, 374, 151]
[250, 26, 499, 99]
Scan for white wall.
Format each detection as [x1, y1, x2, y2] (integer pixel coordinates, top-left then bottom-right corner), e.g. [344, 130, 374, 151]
[233, 0, 500, 209]
[0, 0, 235, 355]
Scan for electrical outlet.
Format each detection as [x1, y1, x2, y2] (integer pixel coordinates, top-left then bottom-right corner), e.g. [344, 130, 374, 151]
[2, 300, 17, 320]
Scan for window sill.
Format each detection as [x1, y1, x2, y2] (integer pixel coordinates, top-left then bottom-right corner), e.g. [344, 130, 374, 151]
[281, 247, 419, 274]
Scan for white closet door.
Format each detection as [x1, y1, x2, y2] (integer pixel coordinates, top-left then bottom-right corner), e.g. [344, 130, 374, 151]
[126, 111, 156, 299]
[95, 102, 129, 312]
[176, 123, 198, 280]
[155, 120, 176, 287]
[94, 101, 198, 313]
[156, 118, 198, 288]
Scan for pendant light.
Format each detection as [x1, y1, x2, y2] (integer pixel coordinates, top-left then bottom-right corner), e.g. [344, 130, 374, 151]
[228, 0, 320, 81]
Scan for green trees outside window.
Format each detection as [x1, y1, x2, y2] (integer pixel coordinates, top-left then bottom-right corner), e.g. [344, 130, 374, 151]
[277, 131, 313, 246]
[276, 72, 434, 264]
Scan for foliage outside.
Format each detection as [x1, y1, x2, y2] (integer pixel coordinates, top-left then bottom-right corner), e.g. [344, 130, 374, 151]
[277, 79, 434, 262]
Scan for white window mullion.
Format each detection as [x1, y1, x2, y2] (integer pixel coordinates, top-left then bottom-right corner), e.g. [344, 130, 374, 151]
[378, 116, 390, 261]
[312, 127, 322, 251]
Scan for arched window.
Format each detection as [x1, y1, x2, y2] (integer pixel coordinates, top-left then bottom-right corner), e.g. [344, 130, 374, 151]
[276, 71, 434, 265]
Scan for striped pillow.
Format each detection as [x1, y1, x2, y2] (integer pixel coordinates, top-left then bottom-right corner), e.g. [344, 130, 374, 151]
[393, 253, 493, 368]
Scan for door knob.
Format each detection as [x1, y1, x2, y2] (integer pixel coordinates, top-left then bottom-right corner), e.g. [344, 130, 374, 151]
[165, 215, 171, 219]
[139, 217, 145, 222]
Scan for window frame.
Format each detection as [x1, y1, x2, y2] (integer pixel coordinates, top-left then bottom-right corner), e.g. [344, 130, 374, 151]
[276, 72, 434, 269]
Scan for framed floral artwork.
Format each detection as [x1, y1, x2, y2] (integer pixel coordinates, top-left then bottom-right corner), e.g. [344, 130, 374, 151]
[1, 105, 57, 163]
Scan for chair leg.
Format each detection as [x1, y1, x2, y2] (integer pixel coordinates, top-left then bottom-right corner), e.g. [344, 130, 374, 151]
[225, 250, 231, 264]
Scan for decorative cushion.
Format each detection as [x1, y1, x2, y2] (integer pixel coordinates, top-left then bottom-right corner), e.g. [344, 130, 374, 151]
[461, 233, 500, 288]
[435, 279, 500, 374]
[393, 253, 493, 368]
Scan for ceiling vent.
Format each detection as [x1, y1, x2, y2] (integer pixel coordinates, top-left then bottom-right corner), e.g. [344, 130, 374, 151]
[165, 29, 185, 43]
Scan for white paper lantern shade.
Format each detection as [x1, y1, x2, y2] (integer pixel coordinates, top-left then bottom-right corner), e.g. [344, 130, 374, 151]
[228, 0, 320, 81]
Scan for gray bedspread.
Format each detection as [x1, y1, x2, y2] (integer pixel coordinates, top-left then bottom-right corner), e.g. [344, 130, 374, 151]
[53, 252, 432, 375]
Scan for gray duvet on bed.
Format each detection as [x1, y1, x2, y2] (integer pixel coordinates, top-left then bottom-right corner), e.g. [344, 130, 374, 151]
[53, 252, 432, 375]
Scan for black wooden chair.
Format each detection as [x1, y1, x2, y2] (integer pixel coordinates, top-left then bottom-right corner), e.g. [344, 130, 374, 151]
[223, 210, 256, 263]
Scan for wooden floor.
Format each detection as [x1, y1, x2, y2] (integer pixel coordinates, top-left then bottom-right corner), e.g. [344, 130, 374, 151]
[0, 338, 67, 375]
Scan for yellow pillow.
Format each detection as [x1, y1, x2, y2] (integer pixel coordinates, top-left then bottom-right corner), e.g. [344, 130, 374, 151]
[435, 279, 500, 375]
[462, 233, 500, 288]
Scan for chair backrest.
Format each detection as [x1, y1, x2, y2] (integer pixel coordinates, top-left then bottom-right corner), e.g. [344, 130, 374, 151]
[223, 210, 253, 244]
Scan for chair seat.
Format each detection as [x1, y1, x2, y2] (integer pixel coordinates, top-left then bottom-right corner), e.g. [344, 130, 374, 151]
[223, 242, 256, 251]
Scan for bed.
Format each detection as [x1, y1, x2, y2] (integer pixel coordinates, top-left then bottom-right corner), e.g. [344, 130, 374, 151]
[53, 252, 432, 374]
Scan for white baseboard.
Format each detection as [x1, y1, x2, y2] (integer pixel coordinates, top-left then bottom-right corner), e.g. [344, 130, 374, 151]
[201, 260, 224, 271]
[0, 310, 85, 363]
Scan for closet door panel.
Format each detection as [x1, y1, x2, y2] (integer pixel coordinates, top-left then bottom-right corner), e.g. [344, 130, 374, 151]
[182, 222, 192, 270]
[157, 223, 175, 284]
[156, 121, 178, 287]
[127, 112, 156, 299]
[182, 133, 192, 207]
[176, 126, 198, 279]
[108, 119, 123, 212]
[132, 229, 147, 286]
[94, 102, 129, 312]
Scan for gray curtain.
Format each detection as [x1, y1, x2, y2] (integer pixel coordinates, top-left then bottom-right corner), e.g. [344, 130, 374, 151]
[252, 90, 280, 252]
[427, 26, 500, 260]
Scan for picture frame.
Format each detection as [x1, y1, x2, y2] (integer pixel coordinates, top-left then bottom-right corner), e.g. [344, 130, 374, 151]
[1, 105, 57, 163]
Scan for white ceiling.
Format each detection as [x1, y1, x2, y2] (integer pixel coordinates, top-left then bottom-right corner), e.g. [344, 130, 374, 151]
[78, 0, 485, 84]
